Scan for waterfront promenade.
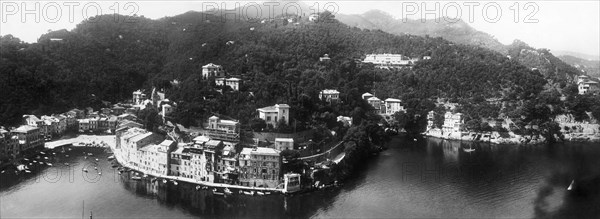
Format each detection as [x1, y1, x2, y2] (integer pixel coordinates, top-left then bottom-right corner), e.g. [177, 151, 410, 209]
[45, 135, 115, 149]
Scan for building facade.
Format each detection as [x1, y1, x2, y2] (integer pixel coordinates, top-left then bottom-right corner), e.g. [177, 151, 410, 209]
[257, 104, 290, 128]
[383, 98, 404, 115]
[202, 63, 224, 79]
[238, 147, 281, 188]
[274, 138, 294, 151]
[319, 89, 340, 103]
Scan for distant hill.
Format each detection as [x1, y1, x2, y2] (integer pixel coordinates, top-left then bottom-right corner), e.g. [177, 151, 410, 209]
[336, 10, 507, 54]
[553, 50, 600, 61]
[557, 55, 600, 78]
[337, 9, 585, 86]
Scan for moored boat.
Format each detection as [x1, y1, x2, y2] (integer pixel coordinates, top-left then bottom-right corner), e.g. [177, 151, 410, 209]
[224, 188, 233, 195]
[212, 188, 225, 196]
[256, 191, 265, 196]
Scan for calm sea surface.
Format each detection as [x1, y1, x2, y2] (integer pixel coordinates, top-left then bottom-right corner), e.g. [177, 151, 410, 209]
[1, 137, 599, 218]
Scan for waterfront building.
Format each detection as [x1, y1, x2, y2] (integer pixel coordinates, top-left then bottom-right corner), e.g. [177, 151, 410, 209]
[187, 146, 210, 182]
[10, 125, 43, 152]
[89, 118, 98, 131]
[383, 98, 404, 115]
[426, 111, 435, 131]
[66, 108, 85, 119]
[257, 104, 290, 128]
[283, 173, 301, 193]
[319, 89, 340, 103]
[203, 140, 223, 182]
[53, 114, 67, 134]
[78, 119, 89, 133]
[107, 116, 118, 133]
[274, 138, 294, 151]
[216, 145, 238, 184]
[119, 128, 163, 166]
[138, 140, 176, 176]
[238, 147, 281, 188]
[169, 146, 187, 177]
[442, 112, 464, 134]
[41, 115, 59, 136]
[202, 63, 224, 79]
[0, 129, 19, 159]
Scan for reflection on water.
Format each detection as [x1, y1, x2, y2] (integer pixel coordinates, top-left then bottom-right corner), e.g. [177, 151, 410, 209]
[1, 138, 599, 218]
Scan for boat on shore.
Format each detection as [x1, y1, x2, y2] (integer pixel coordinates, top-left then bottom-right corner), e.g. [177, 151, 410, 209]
[212, 188, 225, 196]
[241, 190, 254, 196]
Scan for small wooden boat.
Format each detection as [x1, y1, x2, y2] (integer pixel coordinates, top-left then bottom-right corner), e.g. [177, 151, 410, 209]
[224, 188, 233, 195]
[1, 170, 5, 174]
[196, 185, 202, 190]
[173, 181, 178, 186]
[25, 170, 31, 173]
[131, 176, 142, 180]
[107, 155, 115, 160]
[162, 179, 168, 184]
[95, 158, 99, 161]
[40, 152, 46, 155]
[256, 191, 265, 196]
[98, 172, 102, 175]
[212, 189, 225, 196]
[39, 162, 44, 165]
[242, 190, 254, 196]
[47, 163, 52, 166]
[44, 157, 49, 160]
[265, 192, 271, 195]
[33, 160, 37, 163]
[24, 158, 29, 161]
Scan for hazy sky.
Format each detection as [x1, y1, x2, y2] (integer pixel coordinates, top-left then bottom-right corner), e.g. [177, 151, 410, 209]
[1, 1, 599, 57]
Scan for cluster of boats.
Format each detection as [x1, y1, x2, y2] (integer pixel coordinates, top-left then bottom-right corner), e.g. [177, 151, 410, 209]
[4, 150, 62, 175]
[192, 186, 272, 196]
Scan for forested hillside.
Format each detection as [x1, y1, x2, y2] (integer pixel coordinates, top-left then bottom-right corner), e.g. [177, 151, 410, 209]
[1, 11, 597, 135]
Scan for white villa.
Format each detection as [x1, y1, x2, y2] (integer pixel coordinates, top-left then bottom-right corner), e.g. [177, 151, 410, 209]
[257, 104, 290, 128]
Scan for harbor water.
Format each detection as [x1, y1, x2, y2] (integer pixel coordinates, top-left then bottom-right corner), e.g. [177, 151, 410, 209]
[1, 137, 599, 218]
